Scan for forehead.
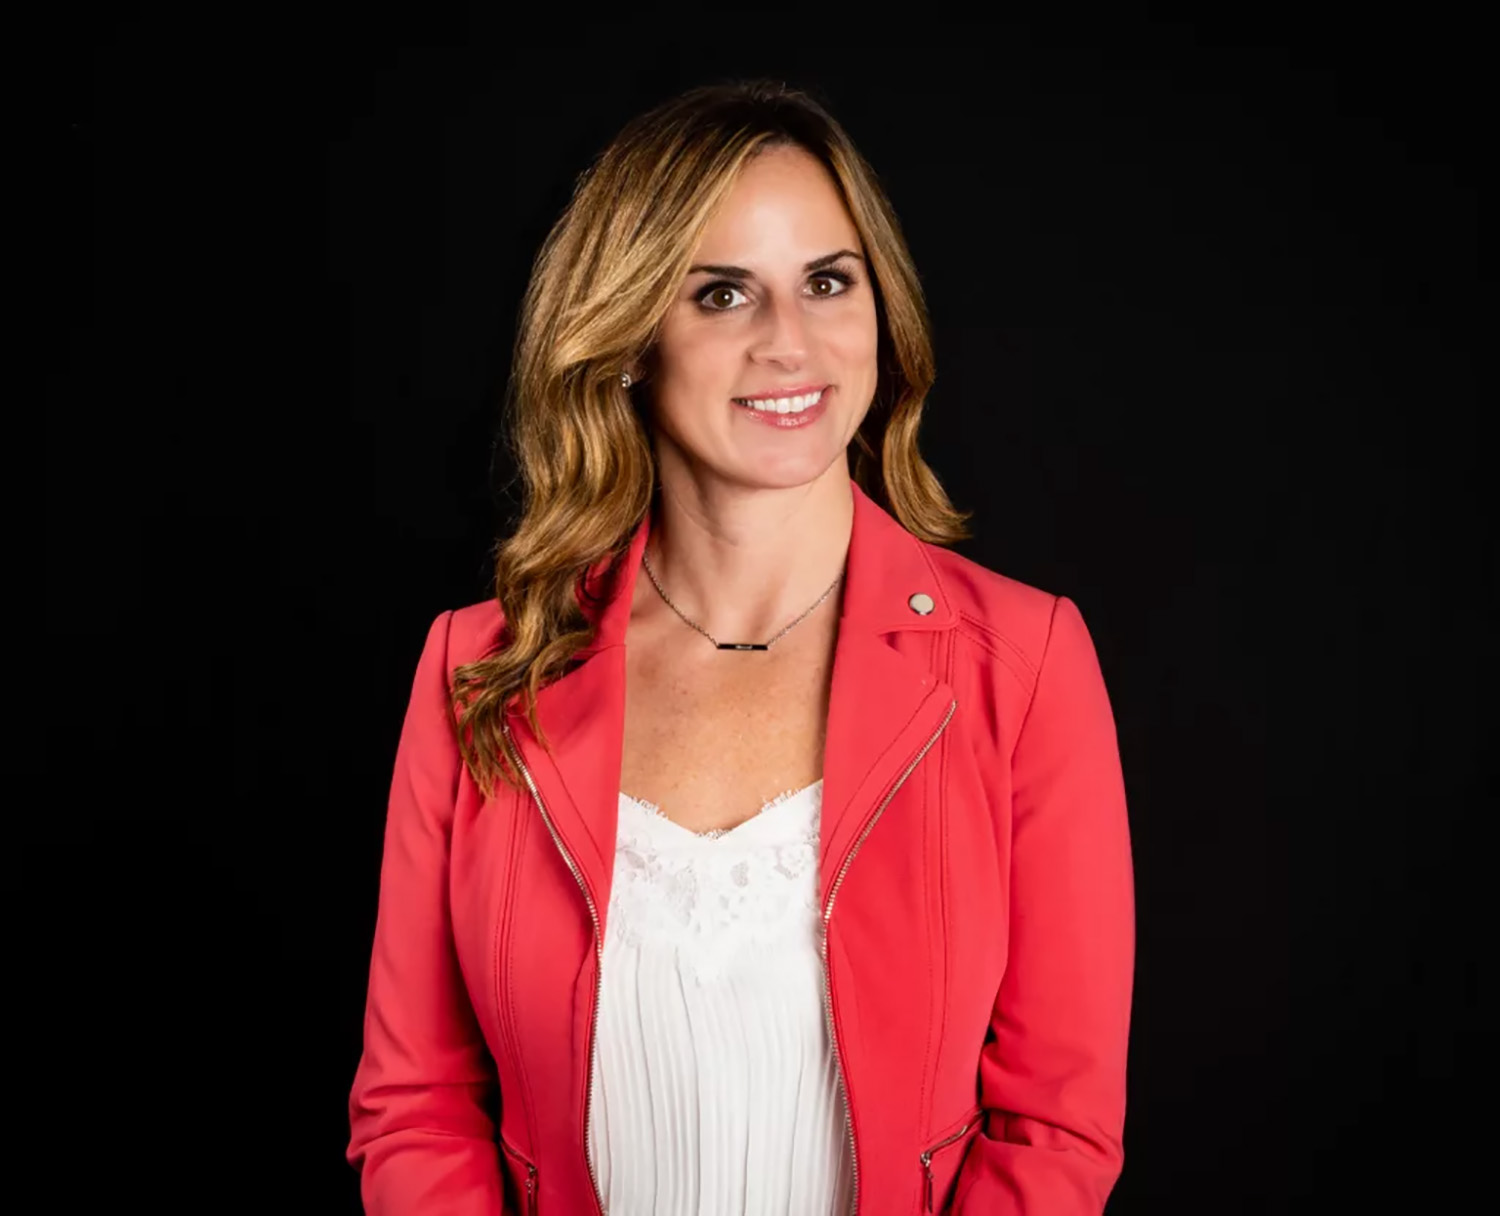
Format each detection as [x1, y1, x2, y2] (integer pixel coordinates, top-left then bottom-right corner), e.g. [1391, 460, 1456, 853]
[692, 143, 862, 263]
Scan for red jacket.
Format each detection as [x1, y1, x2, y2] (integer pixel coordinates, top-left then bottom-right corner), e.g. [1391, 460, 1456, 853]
[347, 477, 1135, 1215]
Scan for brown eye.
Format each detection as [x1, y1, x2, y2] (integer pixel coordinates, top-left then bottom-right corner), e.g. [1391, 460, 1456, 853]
[808, 273, 851, 298]
[697, 283, 748, 311]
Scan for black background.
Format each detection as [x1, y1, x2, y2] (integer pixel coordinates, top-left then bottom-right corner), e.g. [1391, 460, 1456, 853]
[51, 12, 1479, 1213]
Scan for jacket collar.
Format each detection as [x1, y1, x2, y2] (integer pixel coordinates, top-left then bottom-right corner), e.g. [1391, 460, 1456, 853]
[505, 476, 960, 921]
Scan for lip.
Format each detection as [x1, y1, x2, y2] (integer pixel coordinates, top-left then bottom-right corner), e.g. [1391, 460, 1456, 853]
[731, 385, 831, 429]
[731, 383, 830, 402]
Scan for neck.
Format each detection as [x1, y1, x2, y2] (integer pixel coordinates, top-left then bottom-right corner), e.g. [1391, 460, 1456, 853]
[639, 459, 854, 644]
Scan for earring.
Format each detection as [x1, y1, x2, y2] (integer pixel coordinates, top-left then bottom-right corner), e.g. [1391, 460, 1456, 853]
[619, 371, 633, 390]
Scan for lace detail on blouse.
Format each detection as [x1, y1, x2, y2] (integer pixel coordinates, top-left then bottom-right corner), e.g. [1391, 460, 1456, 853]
[590, 776, 853, 1214]
[609, 781, 823, 985]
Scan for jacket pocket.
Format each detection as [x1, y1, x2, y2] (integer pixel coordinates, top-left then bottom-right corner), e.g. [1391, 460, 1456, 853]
[919, 1101, 985, 1213]
[498, 1133, 539, 1216]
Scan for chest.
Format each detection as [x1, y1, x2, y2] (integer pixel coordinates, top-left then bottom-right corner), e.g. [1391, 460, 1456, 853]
[618, 627, 837, 835]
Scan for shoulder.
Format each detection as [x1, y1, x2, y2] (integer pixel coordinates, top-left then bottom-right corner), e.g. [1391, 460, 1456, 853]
[433, 598, 507, 668]
[922, 541, 1115, 722]
[922, 541, 1064, 691]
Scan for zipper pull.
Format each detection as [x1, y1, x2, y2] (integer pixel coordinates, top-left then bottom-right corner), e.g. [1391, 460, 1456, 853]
[921, 1151, 934, 1212]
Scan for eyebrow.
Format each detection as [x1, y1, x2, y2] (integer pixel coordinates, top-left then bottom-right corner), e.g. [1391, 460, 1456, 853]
[685, 249, 865, 279]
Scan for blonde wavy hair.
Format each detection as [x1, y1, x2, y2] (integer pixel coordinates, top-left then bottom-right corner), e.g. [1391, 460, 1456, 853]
[453, 79, 974, 798]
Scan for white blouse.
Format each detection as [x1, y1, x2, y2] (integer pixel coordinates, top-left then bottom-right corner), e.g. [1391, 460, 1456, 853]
[585, 778, 855, 1216]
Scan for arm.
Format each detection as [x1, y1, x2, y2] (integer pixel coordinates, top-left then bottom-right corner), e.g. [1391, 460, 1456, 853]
[346, 610, 506, 1215]
[953, 595, 1136, 1213]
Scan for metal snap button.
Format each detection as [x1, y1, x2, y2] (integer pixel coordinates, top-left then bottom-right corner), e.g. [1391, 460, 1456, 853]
[908, 592, 935, 615]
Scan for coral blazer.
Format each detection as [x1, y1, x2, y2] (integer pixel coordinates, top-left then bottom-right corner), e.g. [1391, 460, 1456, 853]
[347, 477, 1135, 1215]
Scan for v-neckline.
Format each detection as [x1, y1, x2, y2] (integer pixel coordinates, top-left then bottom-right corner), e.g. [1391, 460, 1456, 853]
[619, 779, 823, 842]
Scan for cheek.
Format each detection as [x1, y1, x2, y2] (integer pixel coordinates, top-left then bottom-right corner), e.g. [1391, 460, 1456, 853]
[825, 302, 880, 376]
[647, 322, 740, 434]
[655, 320, 738, 389]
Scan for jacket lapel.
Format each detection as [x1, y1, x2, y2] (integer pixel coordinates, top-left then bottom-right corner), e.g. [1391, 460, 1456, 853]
[815, 482, 959, 901]
[503, 477, 959, 929]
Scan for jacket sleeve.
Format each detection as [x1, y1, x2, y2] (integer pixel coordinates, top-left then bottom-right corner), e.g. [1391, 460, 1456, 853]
[346, 610, 507, 1215]
[953, 594, 1136, 1213]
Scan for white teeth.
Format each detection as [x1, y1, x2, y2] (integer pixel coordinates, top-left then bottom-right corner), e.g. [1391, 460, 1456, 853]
[735, 389, 824, 414]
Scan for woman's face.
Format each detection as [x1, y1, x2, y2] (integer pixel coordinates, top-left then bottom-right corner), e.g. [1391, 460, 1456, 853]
[643, 143, 880, 492]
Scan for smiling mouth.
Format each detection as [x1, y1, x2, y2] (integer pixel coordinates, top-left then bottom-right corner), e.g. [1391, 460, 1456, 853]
[730, 387, 827, 415]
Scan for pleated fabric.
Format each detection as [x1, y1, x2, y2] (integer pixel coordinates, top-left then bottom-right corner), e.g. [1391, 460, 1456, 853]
[586, 779, 854, 1216]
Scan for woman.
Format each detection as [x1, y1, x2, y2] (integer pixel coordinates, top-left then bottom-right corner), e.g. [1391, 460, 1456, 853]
[346, 80, 1135, 1216]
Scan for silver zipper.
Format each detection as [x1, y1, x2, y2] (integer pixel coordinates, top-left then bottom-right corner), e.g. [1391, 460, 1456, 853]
[919, 1113, 979, 1212]
[501, 719, 606, 1216]
[500, 1138, 539, 1216]
[821, 697, 957, 1216]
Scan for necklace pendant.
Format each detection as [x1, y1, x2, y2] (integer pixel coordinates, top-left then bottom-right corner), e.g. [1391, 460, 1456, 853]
[717, 641, 769, 651]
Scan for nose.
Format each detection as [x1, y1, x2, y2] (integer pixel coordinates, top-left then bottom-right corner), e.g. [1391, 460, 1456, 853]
[747, 289, 808, 370]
